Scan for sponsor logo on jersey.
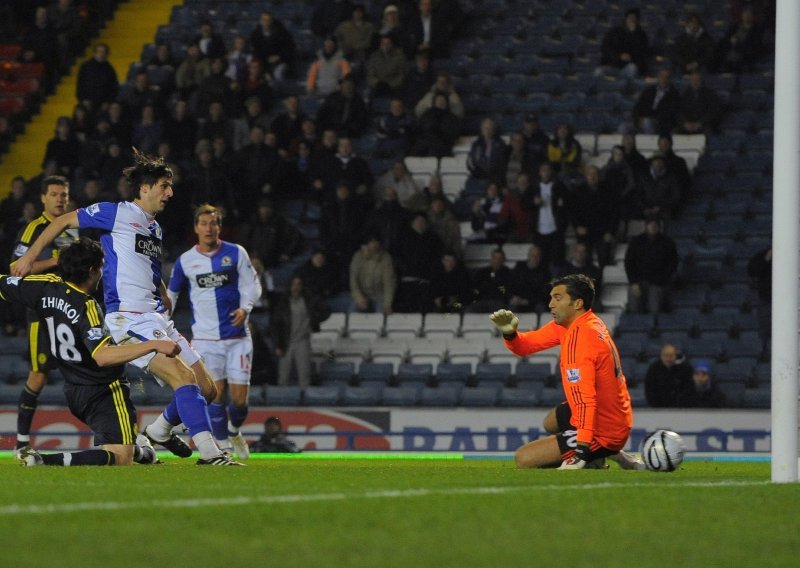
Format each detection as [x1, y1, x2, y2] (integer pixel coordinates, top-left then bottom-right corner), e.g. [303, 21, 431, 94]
[196, 271, 231, 288]
[221, 255, 232, 266]
[5, 276, 21, 286]
[134, 234, 162, 259]
[13, 244, 28, 257]
[567, 368, 581, 383]
[86, 203, 100, 216]
[87, 327, 104, 341]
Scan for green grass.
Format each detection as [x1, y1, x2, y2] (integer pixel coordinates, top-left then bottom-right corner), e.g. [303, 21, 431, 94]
[0, 456, 798, 567]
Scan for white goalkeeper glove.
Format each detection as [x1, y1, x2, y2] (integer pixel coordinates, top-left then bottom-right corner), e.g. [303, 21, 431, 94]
[490, 309, 519, 338]
[558, 444, 590, 470]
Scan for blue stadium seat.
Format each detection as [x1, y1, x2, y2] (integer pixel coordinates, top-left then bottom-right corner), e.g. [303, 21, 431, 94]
[614, 336, 644, 360]
[536, 387, 564, 407]
[717, 381, 747, 407]
[419, 386, 461, 407]
[617, 313, 656, 335]
[435, 363, 472, 386]
[357, 362, 394, 386]
[342, 385, 382, 406]
[460, 386, 500, 407]
[498, 386, 540, 407]
[303, 386, 341, 406]
[474, 363, 512, 386]
[265, 386, 302, 406]
[318, 361, 355, 385]
[741, 385, 770, 408]
[514, 362, 551, 387]
[381, 386, 420, 406]
[396, 363, 434, 387]
[0, 383, 19, 404]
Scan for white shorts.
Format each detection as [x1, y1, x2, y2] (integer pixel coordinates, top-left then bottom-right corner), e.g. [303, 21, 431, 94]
[191, 337, 253, 385]
[105, 311, 201, 371]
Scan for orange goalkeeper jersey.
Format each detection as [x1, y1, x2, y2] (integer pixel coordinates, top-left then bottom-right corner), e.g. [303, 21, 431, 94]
[503, 310, 633, 450]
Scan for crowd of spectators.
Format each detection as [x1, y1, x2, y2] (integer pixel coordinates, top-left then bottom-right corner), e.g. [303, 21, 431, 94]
[0, 1, 776, 334]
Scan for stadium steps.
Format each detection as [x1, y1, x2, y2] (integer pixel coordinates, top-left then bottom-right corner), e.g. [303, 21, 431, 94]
[0, 0, 178, 193]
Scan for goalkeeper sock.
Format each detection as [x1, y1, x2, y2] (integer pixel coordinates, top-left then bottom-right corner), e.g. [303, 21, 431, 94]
[41, 450, 115, 466]
[208, 402, 229, 442]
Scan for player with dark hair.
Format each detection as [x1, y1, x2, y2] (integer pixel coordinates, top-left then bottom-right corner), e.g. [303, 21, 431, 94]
[3, 238, 179, 466]
[13, 149, 241, 465]
[491, 274, 644, 470]
[167, 204, 262, 458]
[9, 175, 78, 459]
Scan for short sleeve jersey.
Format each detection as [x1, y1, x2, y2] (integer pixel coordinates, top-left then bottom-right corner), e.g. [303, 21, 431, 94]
[167, 241, 262, 340]
[76, 201, 166, 313]
[12, 212, 79, 267]
[0, 274, 121, 385]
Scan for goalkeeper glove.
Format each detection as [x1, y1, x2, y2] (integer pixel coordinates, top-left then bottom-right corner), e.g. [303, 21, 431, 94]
[558, 444, 590, 470]
[490, 309, 519, 338]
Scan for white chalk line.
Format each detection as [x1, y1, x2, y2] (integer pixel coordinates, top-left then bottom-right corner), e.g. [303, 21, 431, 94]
[0, 479, 769, 516]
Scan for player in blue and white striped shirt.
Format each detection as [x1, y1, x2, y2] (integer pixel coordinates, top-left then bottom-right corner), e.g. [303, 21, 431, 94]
[13, 150, 241, 465]
[168, 204, 262, 458]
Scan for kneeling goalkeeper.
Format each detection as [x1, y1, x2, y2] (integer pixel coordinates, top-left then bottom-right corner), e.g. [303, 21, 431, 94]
[491, 273, 643, 470]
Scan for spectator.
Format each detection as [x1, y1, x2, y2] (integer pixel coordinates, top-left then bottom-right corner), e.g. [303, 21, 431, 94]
[271, 276, 331, 388]
[197, 101, 234, 150]
[175, 43, 211, 99]
[148, 43, 177, 70]
[621, 133, 648, 178]
[76, 43, 118, 113]
[294, 249, 339, 299]
[48, 0, 83, 74]
[317, 75, 370, 138]
[498, 180, 530, 243]
[240, 58, 274, 110]
[520, 113, 550, 171]
[104, 101, 131, 149]
[131, 104, 162, 156]
[408, 92, 461, 158]
[657, 135, 692, 204]
[279, 140, 322, 200]
[567, 165, 619, 268]
[394, 213, 443, 312]
[466, 248, 512, 313]
[373, 160, 419, 203]
[671, 13, 716, 74]
[645, 343, 693, 408]
[162, 99, 198, 161]
[523, 162, 569, 268]
[404, 50, 435, 108]
[20, 7, 58, 88]
[747, 246, 772, 355]
[98, 141, 127, 194]
[119, 70, 164, 119]
[320, 137, 374, 197]
[677, 360, 727, 408]
[415, 73, 465, 120]
[363, 186, 411, 255]
[467, 117, 508, 184]
[509, 244, 551, 314]
[185, 140, 238, 220]
[547, 122, 582, 176]
[713, 4, 764, 73]
[470, 182, 506, 244]
[224, 35, 251, 83]
[270, 95, 308, 153]
[349, 233, 396, 314]
[43, 117, 80, 177]
[430, 251, 472, 312]
[624, 216, 679, 314]
[376, 97, 415, 158]
[306, 36, 351, 97]
[238, 199, 304, 269]
[194, 20, 226, 60]
[406, 0, 451, 58]
[639, 153, 682, 221]
[319, 183, 368, 285]
[249, 416, 301, 453]
[678, 71, 722, 135]
[555, 242, 604, 304]
[632, 67, 681, 135]
[406, 173, 453, 213]
[231, 96, 271, 152]
[598, 8, 650, 77]
[311, 0, 354, 39]
[334, 4, 376, 66]
[366, 33, 408, 98]
[505, 132, 537, 190]
[426, 195, 462, 258]
[250, 11, 296, 80]
[377, 4, 406, 45]
[194, 58, 236, 117]
[232, 125, 280, 206]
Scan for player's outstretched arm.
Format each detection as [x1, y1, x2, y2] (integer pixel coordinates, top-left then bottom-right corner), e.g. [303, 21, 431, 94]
[93, 339, 181, 367]
[11, 211, 79, 276]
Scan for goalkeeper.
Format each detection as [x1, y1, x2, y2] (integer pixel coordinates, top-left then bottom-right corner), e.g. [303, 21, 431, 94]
[491, 273, 643, 470]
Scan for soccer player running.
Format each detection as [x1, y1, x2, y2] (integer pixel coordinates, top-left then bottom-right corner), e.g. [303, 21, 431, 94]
[167, 204, 262, 459]
[490, 274, 644, 469]
[9, 175, 78, 459]
[13, 150, 242, 465]
[3, 238, 178, 466]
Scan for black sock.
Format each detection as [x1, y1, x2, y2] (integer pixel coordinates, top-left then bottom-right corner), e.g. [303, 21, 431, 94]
[41, 450, 115, 466]
[17, 386, 40, 446]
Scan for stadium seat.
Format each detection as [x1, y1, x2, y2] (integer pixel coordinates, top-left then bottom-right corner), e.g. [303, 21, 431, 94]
[514, 362, 551, 387]
[370, 338, 409, 373]
[499, 387, 540, 407]
[407, 338, 446, 368]
[396, 363, 434, 387]
[0, 383, 19, 404]
[419, 386, 461, 407]
[331, 338, 370, 367]
[385, 313, 423, 339]
[717, 381, 747, 407]
[435, 363, 472, 387]
[303, 386, 342, 406]
[357, 362, 394, 386]
[381, 386, 420, 406]
[342, 385, 383, 406]
[265, 386, 302, 406]
[423, 313, 461, 338]
[346, 313, 384, 340]
[460, 314, 496, 339]
[617, 313, 656, 336]
[447, 337, 487, 372]
[485, 342, 522, 371]
[741, 385, 770, 409]
[459, 386, 500, 407]
[317, 361, 355, 386]
[474, 363, 512, 387]
[317, 312, 346, 340]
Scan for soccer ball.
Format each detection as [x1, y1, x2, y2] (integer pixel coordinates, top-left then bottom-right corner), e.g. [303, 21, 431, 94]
[640, 430, 686, 472]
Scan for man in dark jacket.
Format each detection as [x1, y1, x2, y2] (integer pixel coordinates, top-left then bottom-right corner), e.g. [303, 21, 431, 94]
[76, 43, 118, 112]
[271, 276, 331, 388]
[677, 359, 727, 408]
[645, 343, 693, 407]
[624, 217, 679, 314]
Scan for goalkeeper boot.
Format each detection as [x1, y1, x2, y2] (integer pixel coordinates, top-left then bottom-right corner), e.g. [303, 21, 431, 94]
[144, 425, 193, 458]
[196, 453, 245, 466]
[229, 432, 250, 460]
[609, 450, 646, 470]
[17, 446, 43, 466]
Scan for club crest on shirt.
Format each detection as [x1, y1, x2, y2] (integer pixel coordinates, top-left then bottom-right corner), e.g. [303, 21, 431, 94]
[4, 276, 21, 286]
[87, 327, 104, 341]
[152, 329, 164, 338]
[221, 255, 232, 267]
[86, 203, 101, 216]
[567, 368, 581, 383]
[13, 244, 28, 257]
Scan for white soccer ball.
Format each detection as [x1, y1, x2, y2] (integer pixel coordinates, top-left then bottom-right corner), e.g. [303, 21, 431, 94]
[640, 429, 686, 472]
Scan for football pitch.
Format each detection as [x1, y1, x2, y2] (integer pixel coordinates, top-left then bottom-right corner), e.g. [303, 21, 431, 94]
[0, 455, 798, 567]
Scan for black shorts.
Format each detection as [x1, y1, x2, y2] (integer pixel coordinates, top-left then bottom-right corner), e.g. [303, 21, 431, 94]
[26, 313, 55, 373]
[553, 401, 618, 461]
[64, 379, 138, 446]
